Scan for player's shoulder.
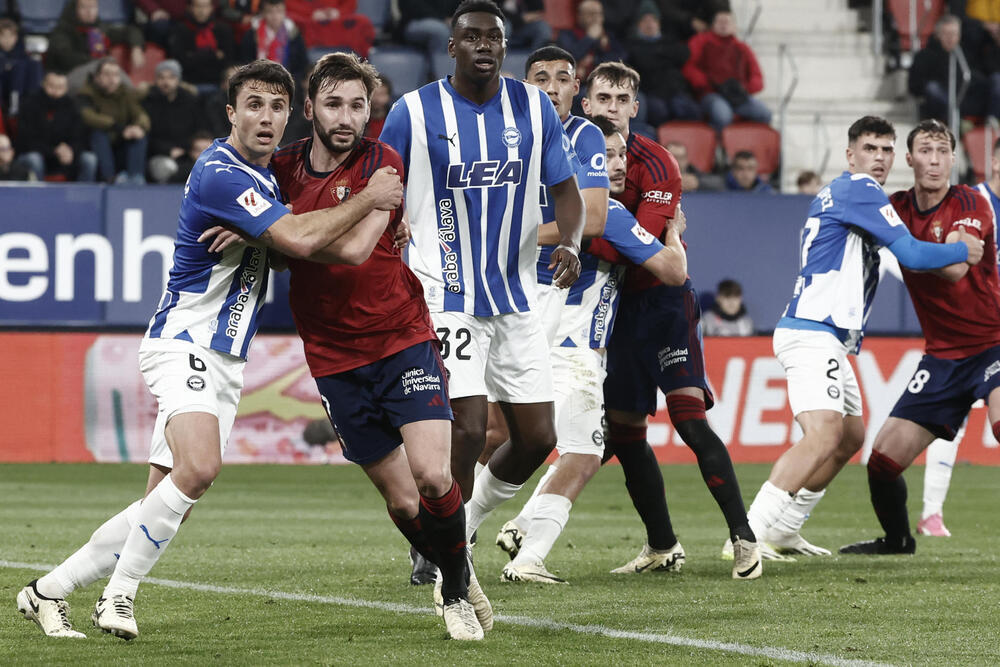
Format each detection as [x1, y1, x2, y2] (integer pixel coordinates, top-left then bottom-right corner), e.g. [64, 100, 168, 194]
[356, 136, 403, 172]
[627, 133, 678, 181]
[566, 115, 604, 146]
[950, 184, 991, 214]
[196, 140, 277, 194]
[271, 137, 309, 170]
[888, 188, 911, 206]
[837, 171, 887, 201]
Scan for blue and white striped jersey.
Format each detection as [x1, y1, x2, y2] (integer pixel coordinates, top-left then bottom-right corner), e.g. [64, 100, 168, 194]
[144, 139, 288, 360]
[379, 77, 576, 316]
[541, 200, 664, 349]
[540, 114, 608, 224]
[780, 171, 908, 352]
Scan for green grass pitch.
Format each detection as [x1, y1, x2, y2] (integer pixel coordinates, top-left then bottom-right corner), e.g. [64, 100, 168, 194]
[2, 462, 999, 665]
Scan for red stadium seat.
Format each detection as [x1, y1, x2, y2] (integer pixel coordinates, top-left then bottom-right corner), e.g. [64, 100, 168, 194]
[130, 44, 167, 85]
[888, 0, 944, 51]
[721, 122, 781, 176]
[544, 0, 577, 34]
[657, 121, 717, 174]
[962, 125, 995, 182]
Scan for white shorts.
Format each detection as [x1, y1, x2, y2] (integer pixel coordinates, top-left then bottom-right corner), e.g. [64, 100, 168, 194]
[535, 282, 568, 348]
[432, 310, 553, 403]
[139, 339, 245, 469]
[773, 327, 862, 418]
[552, 346, 606, 457]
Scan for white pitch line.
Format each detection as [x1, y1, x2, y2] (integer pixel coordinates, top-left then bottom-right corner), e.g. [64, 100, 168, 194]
[3, 559, 889, 667]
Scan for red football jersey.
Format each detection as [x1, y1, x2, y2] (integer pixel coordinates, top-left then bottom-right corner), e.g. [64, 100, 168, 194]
[271, 137, 436, 376]
[613, 132, 683, 293]
[890, 185, 1000, 359]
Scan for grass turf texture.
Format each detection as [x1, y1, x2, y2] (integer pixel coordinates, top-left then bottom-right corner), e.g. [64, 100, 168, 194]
[2, 462, 999, 666]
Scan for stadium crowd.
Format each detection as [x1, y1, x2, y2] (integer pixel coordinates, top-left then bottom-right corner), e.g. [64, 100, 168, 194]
[0, 0, 781, 186]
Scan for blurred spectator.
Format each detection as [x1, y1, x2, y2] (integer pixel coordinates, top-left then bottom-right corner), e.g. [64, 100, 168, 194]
[665, 139, 723, 191]
[725, 150, 773, 193]
[0, 19, 42, 116]
[219, 0, 258, 42]
[702, 278, 754, 336]
[15, 70, 97, 182]
[0, 132, 30, 180]
[144, 59, 204, 183]
[796, 169, 822, 195]
[364, 78, 392, 138]
[659, 0, 727, 40]
[557, 0, 625, 81]
[285, 1, 375, 56]
[908, 14, 998, 122]
[400, 0, 460, 80]
[500, 0, 551, 51]
[79, 58, 150, 184]
[202, 63, 239, 137]
[48, 0, 145, 93]
[134, 1, 188, 47]
[168, 129, 214, 183]
[682, 9, 771, 131]
[627, 2, 698, 126]
[168, 0, 236, 88]
[239, 0, 308, 82]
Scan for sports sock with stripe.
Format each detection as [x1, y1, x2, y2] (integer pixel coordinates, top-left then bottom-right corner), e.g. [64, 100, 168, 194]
[419, 481, 469, 601]
[867, 450, 911, 542]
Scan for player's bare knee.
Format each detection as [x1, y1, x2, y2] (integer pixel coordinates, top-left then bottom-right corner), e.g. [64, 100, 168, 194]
[411, 462, 451, 497]
[386, 496, 420, 520]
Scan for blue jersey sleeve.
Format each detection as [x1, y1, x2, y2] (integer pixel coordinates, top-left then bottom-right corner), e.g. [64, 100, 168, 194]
[840, 174, 909, 246]
[378, 97, 412, 175]
[197, 168, 288, 238]
[887, 234, 968, 269]
[600, 201, 664, 265]
[538, 92, 575, 187]
[572, 122, 609, 190]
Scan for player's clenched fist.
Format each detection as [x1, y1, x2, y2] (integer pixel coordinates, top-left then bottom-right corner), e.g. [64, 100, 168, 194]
[549, 244, 581, 288]
[670, 205, 687, 236]
[365, 165, 404, 211]
[956, 227, 985, 265]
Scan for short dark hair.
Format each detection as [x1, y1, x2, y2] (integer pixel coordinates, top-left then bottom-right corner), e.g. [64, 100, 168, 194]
[589, 115, 618, 137]
[993, 137, 1000, 153]
[307, 52, 381, 102]
[260, 0, 285, 8]
[906, 118, 956, 152]
[0, 18, 18, 33]
[452, 0, 505, 31]
[228, 59, 295, 107]
[733, 150, 756, 163]
[848, 115, 895, 144]
[586, 61, 640, 96]
[796, 170, 819, 187]
[716, 279, 743, 297]
[525, 46, 576, 77]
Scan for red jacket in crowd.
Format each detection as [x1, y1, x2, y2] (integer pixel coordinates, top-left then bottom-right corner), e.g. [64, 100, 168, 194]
[682, 30, 764, 99]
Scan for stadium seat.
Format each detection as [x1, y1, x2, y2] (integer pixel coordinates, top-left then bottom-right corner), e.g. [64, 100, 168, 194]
[17, 0, 67, 35]
[721, 122, 781, 176]
[358, 0, 391, 33]
[369, 46, 429, 96]
[888, 0, 944, 51]
[544, 0, 577, 33]
[98, 0, 130, 25]
[308, 46, 355, 64]
[503, 49, 531, 79]
[130, 43, 166, 85]
[657, 121, 717, 174]
[962, 125, 993, 182]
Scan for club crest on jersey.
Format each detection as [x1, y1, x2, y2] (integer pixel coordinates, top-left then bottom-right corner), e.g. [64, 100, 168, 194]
[446, 159, 523, 189]
[502, 126, 522, 147]
[932, 221, 942, 241]
[331, 180, 351, 202]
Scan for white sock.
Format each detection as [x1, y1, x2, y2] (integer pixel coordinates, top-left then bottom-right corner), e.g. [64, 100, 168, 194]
[512, 493, 571, 566]
[36, 499, 142, 599]
[747, 481, 795, 539]
[465, 466, 521, 541]
[474, 461, 485, 480]
[513, 464, 558, 530]
[922, 437, 957, 519]
[773, 488, 825, 535]
[104, 476, 195, 598]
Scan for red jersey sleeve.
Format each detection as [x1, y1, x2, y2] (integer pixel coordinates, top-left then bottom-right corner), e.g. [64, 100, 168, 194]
[955, 189, 993, 240]
[358, 141, 405, 227]
[585, 237, 625, 264]
[634, 149, 682, 241]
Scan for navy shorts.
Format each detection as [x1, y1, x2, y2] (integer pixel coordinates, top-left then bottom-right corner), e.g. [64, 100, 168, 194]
[314, 341, 453, 465]
[889, 344, 1000, 440]
[604, 280, 714, 416]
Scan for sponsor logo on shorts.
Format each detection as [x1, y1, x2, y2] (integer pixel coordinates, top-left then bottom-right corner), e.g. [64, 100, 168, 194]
[657, 346, 688, 371]
[187, 375, 205, 391]
[401, 367, 442, 395]
[827, 385, 840, 399]
[985, 360, 1000, 382]
[591, 429, 604, 445]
